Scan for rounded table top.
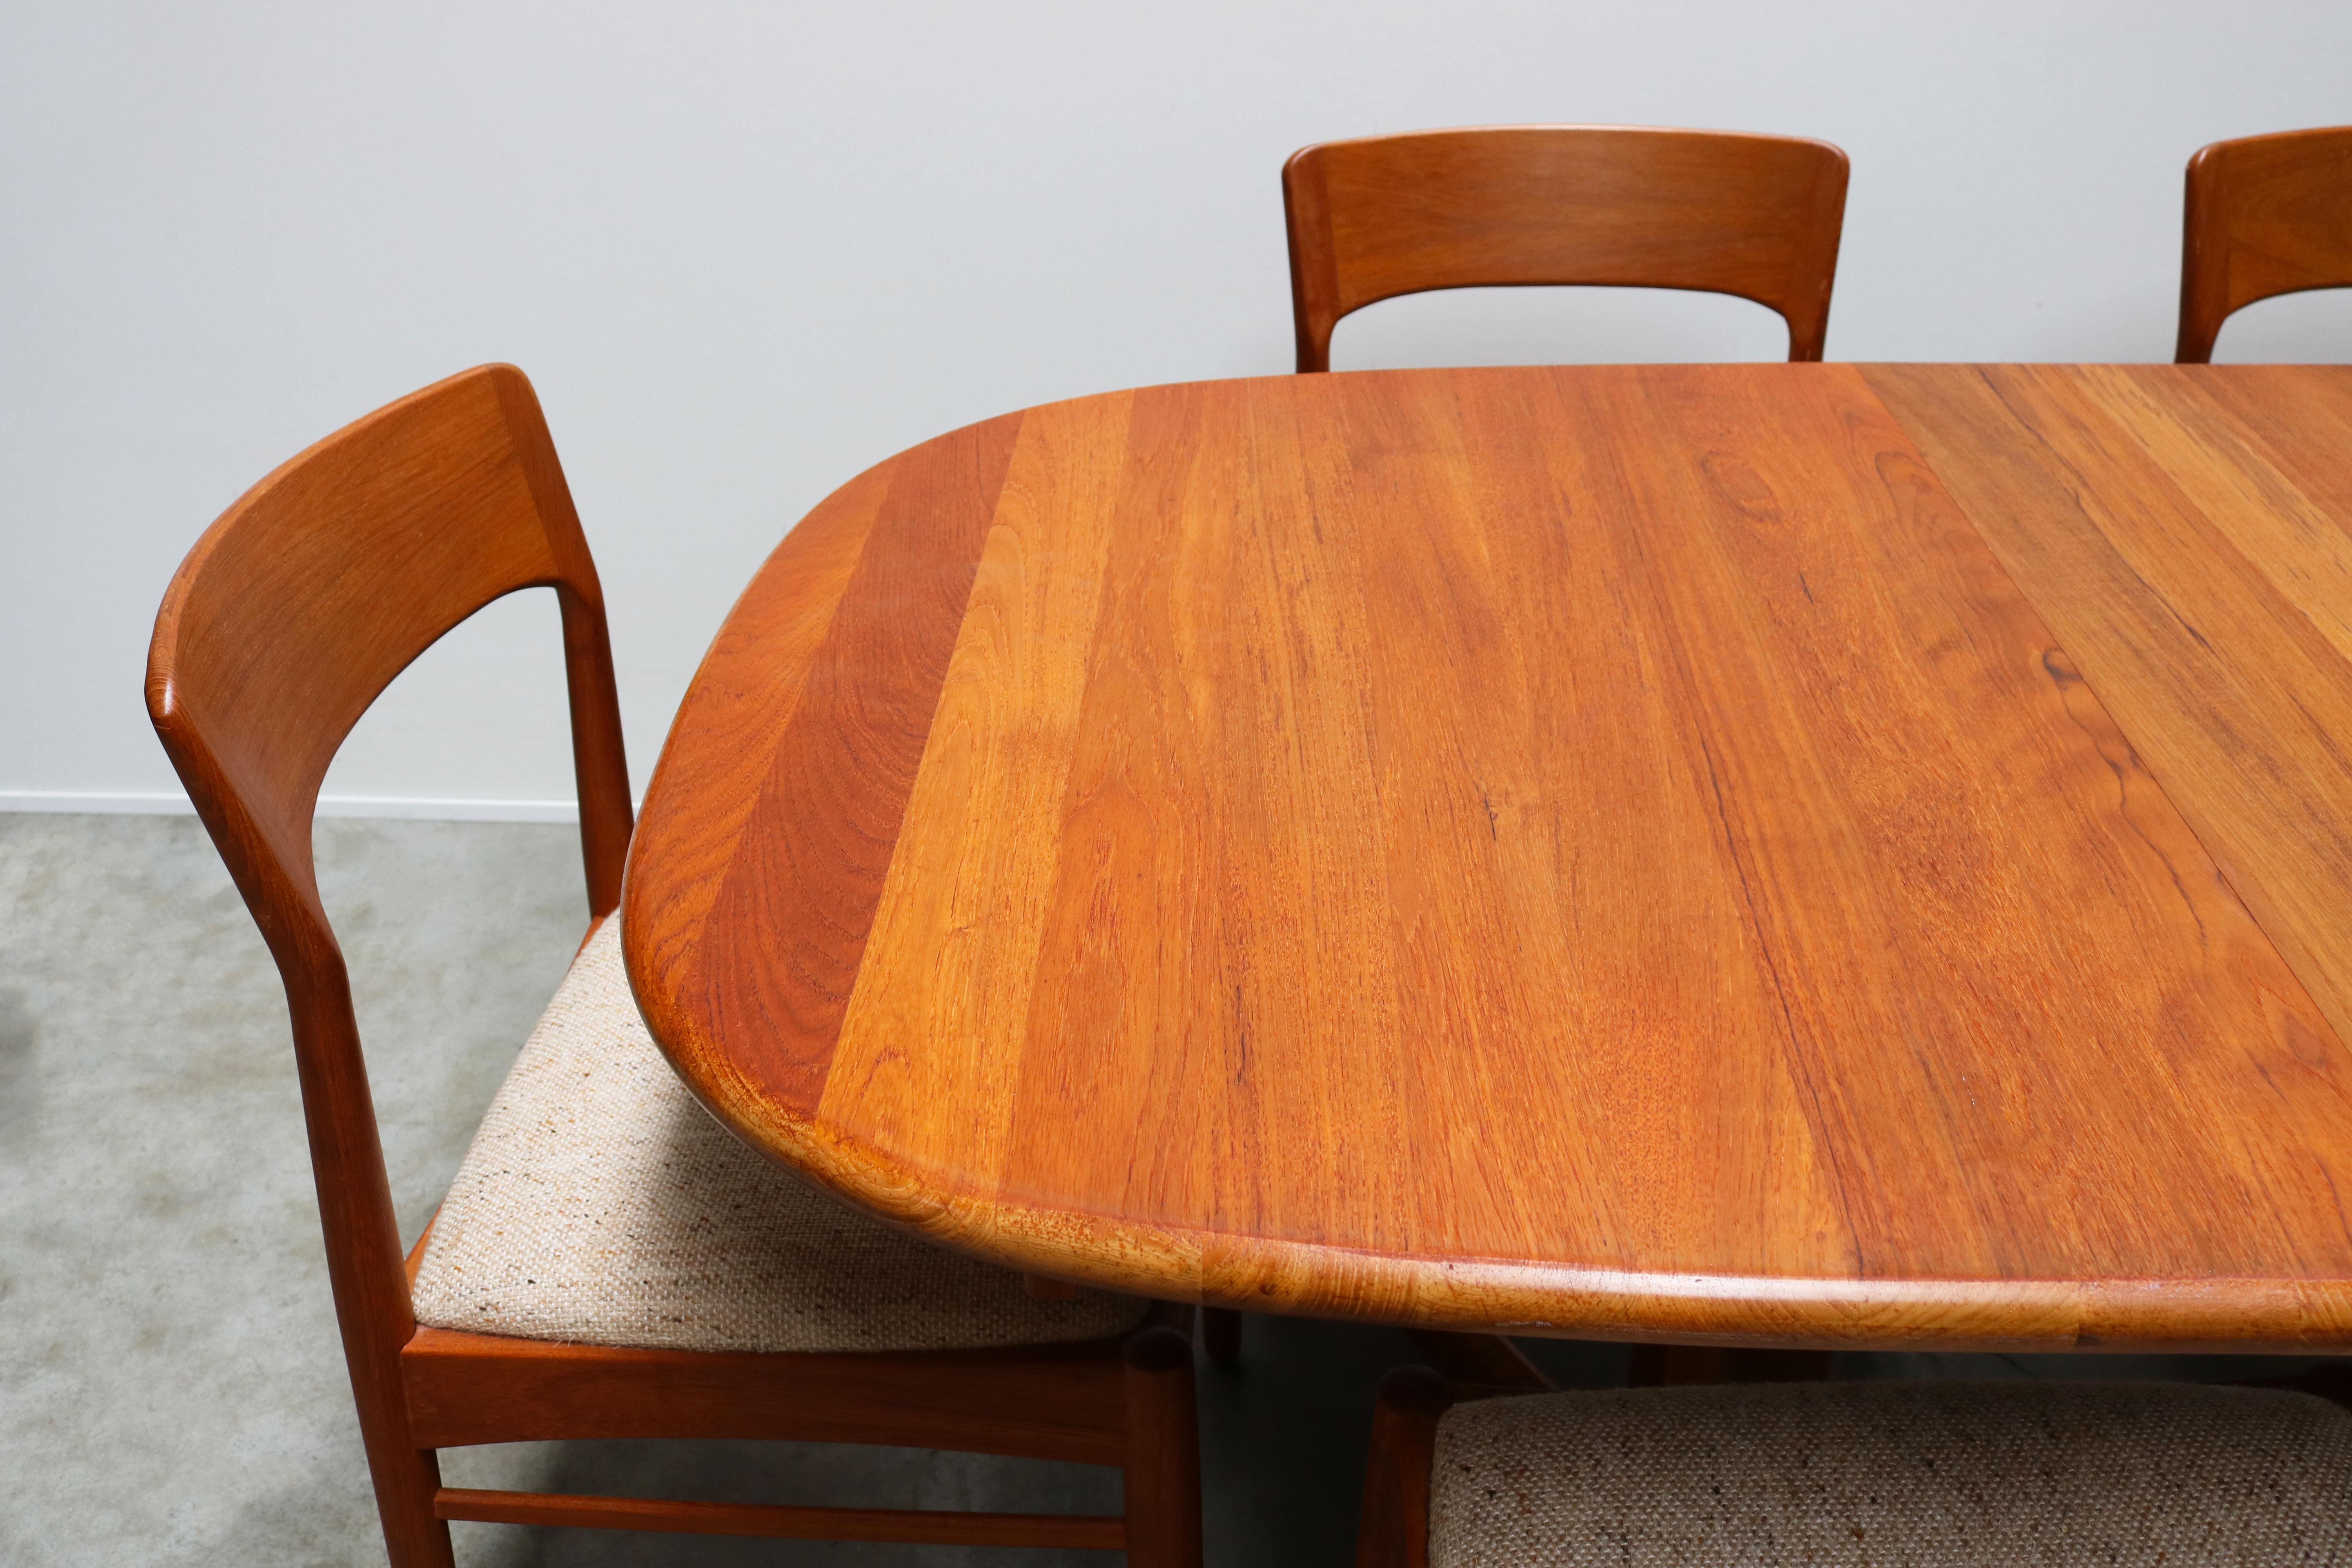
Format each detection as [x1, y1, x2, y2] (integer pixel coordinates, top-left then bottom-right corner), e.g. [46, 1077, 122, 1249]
[624, 363, 2352, 1352]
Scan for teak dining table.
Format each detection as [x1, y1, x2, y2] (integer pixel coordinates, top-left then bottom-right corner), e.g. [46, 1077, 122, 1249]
[622, 362, 2352, 1356]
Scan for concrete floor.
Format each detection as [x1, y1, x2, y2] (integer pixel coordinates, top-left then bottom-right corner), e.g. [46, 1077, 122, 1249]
[0, 812, 2318, 1565]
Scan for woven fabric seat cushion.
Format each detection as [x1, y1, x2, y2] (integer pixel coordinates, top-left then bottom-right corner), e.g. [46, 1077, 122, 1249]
[410, 921, 1146, 1354]
[1428, 1378, 2352, 1567]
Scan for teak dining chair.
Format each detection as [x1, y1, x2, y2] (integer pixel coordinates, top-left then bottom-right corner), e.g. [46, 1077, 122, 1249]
[1355, 1365, 2352, 1567]
[145, 365, 1202, 1568]
[1281, 124, 1850, 372]
[2177, 124, 2352, 363]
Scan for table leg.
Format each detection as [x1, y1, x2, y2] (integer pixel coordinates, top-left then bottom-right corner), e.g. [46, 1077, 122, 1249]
[1405, 1330, 1554, 1392]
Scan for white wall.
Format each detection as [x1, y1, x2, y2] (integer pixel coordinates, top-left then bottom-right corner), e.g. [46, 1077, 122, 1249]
[6, 1, 2350, 817]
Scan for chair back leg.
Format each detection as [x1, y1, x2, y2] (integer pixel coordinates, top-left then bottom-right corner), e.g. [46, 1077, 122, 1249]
[374, 1442, 456, 1568]
[1120, 1327, 1203, 1568]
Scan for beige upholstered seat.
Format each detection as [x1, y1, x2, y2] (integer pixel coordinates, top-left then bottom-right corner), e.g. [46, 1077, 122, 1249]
[410, 921, 1146, 1354]
[1428, 1379, 2352, 1567]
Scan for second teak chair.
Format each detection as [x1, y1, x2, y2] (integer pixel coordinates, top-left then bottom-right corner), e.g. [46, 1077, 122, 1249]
[1282, 123, 1850, 372]
[2177, 123, 2352, 362]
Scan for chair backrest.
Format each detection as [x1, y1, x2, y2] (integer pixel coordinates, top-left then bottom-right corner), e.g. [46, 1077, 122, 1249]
[2177, 125, 2352, 363]
[1282, 125, 1850, 372]
[145, 363, 630, 1383]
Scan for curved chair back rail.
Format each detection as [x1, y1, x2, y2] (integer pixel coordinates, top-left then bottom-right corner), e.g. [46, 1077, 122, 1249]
[1282, 124, 1850, 372]
[146, 365, 631, 944]
[2178, 124, 2352, 363]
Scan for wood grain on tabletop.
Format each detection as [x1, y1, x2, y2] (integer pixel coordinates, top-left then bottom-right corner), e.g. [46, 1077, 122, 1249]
[626, 362, 2352, 1352]
[1866, 363, 2352, 1066]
